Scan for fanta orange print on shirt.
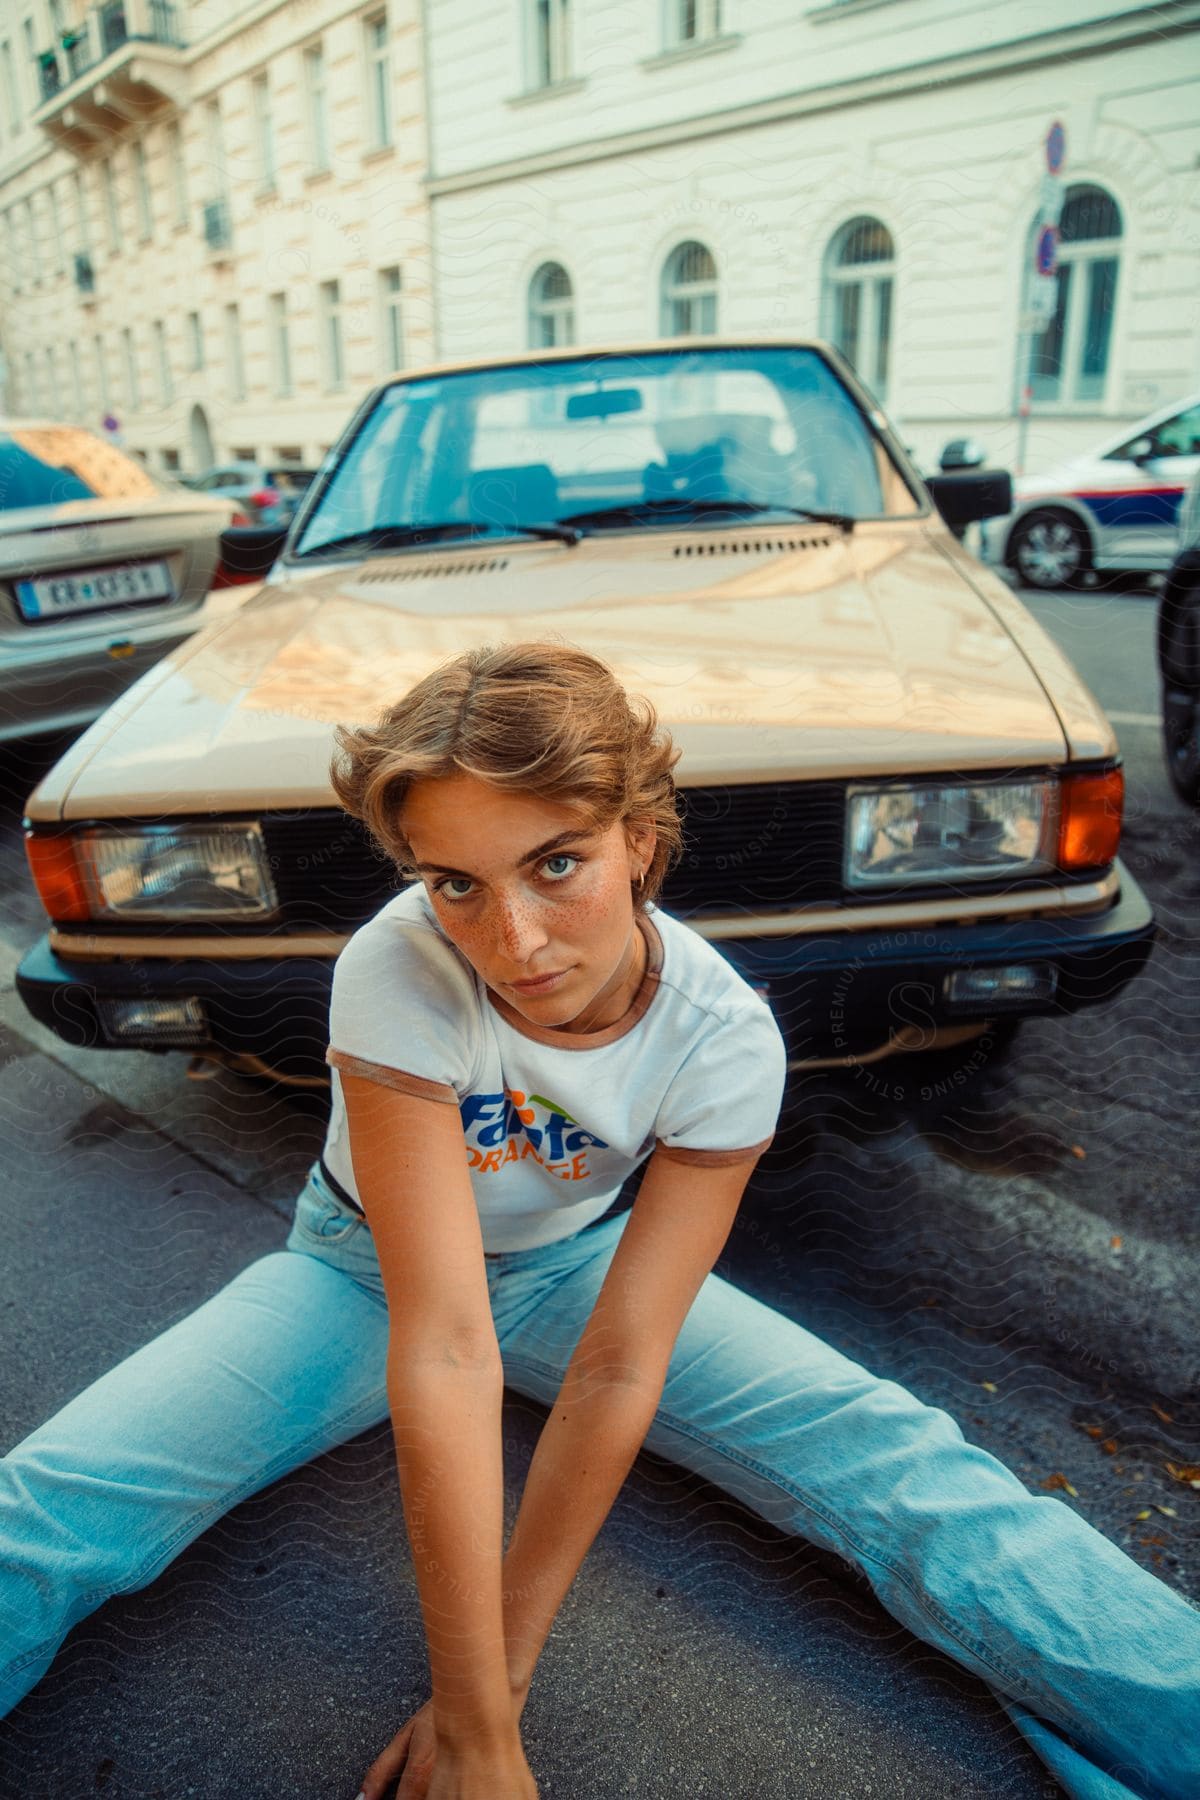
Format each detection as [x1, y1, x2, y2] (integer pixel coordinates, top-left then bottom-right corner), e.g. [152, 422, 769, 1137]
[459, 1089, 610, 1181]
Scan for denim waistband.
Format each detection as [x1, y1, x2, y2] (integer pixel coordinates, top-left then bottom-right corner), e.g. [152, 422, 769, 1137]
[315, 1155, 627, 1259]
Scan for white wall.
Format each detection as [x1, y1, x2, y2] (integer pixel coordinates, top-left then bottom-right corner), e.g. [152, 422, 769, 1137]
[424, 1, 1200, 476]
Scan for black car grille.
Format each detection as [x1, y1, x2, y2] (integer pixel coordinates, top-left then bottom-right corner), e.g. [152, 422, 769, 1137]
[259, 782, 847, 933]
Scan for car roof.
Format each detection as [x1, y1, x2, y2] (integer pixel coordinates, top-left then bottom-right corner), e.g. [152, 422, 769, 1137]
[378, 334, 836, 388]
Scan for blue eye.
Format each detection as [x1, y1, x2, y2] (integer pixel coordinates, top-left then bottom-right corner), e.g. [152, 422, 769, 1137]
[435, 876, 476, 902]
[542, 854, 579, 882]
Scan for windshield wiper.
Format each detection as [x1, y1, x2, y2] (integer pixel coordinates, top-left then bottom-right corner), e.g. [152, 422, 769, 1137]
[293, 519, 581, 561]
[558, 499, 857, 532]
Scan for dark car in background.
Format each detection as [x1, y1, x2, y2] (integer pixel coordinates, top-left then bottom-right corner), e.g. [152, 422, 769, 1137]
[188, 462, 319, 529]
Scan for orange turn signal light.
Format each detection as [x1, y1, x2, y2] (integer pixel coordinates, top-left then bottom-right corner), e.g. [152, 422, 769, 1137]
[23, 832, 91, 923]
[1057, 767, 1124, 871]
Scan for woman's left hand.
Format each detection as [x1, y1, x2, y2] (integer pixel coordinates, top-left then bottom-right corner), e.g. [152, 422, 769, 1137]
[358, 1699, 438, 1799]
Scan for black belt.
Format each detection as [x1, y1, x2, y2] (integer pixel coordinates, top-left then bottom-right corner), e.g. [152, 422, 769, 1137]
[318, 1155, 368, 1218]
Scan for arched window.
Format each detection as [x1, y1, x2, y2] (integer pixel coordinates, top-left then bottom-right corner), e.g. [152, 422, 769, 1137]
[821, 216, 895, 404]
[528, 261, 575, 348]
[1026, 183, 1122, 406]
[660, 241, 718, 336]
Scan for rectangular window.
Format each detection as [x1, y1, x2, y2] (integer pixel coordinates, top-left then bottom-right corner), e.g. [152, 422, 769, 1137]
[378, 264, 403, 374]
[319, 278, 344, 389]
[167, 119, 188, 225]
[1, 42, 19, 136]
[162, 448, 181, 472]
[1031, 265, 1071, 405]
[4, 210, 18, 292]
[121, 325, 140, 411]
[186, 309, 204, 371]
[204, 100, 225, 200]
[364, 13, 391, 150]
[268, 290, 291, 395]
[154, 318, 171, 403]
[669, 0, 721, 45]
[47, 180, 64, 274]
[304, 44, 330, 172]
[73, 170, 89, 250]
[102, 157, 122, 252]
[133, 141, 153, 239]
[224, 301, 245, 400]
[26, 196, 41, 284]
[532, 0, 570, 86]
[252, 73, 276, 191]
[93, 333, 109, 410]
[1076, 256, 1117, 405]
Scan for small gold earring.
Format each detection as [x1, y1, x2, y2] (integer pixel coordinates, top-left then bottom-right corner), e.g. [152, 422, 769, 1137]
[636, 868, 645, 891]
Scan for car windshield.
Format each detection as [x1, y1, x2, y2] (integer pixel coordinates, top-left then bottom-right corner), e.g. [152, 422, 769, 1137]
[291, 346, 920, 558]
[0, 427, 164, 511]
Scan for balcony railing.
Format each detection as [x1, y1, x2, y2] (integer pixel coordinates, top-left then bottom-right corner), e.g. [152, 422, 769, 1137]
[31, 1, 186, 150]
[37, 51, 63, 102]
[74, 252, 96, 295]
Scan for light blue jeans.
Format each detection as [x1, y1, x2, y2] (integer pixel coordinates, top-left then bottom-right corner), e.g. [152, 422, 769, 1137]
[1, 1160, 1197, 1798]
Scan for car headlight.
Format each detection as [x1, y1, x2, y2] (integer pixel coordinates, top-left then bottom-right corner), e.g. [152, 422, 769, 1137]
[26, 823, 279, 922]
[845, 779, 1057, 889]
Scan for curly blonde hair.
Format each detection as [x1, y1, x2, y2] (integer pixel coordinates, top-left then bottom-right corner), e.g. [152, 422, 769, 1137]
[329, 641, 683, 908]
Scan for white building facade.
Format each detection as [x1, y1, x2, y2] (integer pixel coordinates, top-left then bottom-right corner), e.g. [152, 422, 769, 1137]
[422, 0, 1200, 474]
[1, 1, 1197, 482]
[0, 0, 432, 473]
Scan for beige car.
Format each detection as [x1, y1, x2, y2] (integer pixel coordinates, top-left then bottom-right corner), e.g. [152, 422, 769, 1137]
[0, 420, 246, 744]
[15, 340, 1155, 1088]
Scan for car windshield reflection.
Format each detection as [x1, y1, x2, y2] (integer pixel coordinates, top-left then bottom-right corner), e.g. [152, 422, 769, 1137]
[292, 345, 919, 560]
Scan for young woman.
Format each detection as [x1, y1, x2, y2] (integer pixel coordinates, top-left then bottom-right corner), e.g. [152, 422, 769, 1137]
[1, 642, 1197, 1800]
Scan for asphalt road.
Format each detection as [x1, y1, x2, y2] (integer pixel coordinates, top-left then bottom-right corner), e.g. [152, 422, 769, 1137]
[0, 571, 1195, 1800]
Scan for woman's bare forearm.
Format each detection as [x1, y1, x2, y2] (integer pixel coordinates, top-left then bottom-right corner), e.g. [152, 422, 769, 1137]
[387, 1348, 514, 1744]
[499, 1372, 663, 1700]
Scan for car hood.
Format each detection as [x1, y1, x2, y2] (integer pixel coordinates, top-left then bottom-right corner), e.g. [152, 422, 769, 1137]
[35, 523, 1086, 820]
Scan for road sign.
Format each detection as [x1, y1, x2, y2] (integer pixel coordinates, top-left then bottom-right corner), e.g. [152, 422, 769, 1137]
[1046, 120, 1066, 175]
[1035, 224, 1058, 278]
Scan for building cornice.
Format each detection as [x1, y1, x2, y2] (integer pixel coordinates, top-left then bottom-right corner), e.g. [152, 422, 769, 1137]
[425, 0, 1200, 197]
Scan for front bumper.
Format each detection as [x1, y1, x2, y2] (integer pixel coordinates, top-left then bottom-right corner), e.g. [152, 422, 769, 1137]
[15, 860, 1157, 1082]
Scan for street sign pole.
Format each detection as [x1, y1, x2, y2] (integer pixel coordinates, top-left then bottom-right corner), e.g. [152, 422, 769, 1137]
[1016, 121, 1066, 476]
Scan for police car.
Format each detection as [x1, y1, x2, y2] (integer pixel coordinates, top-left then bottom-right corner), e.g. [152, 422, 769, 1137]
[980, 391, 1200, 589]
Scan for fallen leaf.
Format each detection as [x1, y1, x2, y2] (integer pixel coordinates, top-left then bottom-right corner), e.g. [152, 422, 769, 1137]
[1154, 1505, 1179, 1518]
[921, 1296, 939, 1307]
[1113, 1464, 1125, 1473]
[981, 1381, 997, 1393]
[1134, 1509, 1153, 1521]
[1083, 1424, 1103, 1439]
[1151, 1404, 1174, 1424]
[1070, 1144, 1086, 1159]
[1101, 1439, 1119, 1456]
[1138, 1535, 1168, 1547]
[1165, 1463, 1200, 1486]
[1110, 1234, 1122, 1249]
[1041, 1472, 1079, 1498]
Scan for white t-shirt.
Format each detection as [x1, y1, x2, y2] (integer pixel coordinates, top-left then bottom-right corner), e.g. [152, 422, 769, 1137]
[322, 881, 787, 1252]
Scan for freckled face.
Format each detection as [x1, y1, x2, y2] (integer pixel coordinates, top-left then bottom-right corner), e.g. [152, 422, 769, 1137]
[400, 773, 655, 1033]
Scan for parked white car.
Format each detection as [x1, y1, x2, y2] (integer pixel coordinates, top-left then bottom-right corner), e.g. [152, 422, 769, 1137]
[0, 421, 245, 743]
[979, 392, 1200, 589]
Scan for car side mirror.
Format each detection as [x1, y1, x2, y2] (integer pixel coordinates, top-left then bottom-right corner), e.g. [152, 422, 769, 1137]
[1126, 436, 1156, 463]
[924, 468, 1013, 529]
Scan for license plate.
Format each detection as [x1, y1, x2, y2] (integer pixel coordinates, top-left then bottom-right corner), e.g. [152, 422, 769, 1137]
[15, 560, 175, 622]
